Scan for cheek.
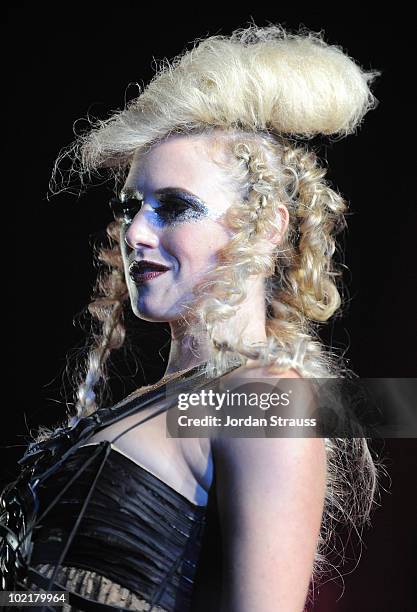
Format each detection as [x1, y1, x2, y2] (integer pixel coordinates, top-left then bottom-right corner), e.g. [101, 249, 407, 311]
[164, 222, 230, 267]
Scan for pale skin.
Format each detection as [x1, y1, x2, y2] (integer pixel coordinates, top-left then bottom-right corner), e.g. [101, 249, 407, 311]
[106, 133, 327, 611]
[121, 133, 274, 374]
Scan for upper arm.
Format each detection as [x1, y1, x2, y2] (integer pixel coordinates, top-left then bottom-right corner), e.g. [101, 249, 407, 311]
[212, 369, 326, 612]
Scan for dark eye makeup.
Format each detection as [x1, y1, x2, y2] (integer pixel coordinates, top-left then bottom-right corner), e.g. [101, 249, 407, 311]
[108, 188, 209, 225]
[108, 196, 142, 223]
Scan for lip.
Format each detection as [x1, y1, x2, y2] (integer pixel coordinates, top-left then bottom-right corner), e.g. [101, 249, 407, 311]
[129, 260, 170, 284]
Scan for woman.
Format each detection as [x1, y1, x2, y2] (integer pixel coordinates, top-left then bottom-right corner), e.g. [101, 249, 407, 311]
[1, 24, 381, 611]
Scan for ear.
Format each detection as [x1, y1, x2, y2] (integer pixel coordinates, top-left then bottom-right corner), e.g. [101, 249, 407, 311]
[266, 203, 289, 246]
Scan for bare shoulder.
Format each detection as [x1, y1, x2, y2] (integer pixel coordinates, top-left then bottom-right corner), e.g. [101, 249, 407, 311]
[210, 361, 321, 487]
[224, 360, 303, 383]
[212, 362, 323, 501]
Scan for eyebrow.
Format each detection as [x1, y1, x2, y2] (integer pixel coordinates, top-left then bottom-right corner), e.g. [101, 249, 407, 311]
[154, 186, 199, 198]
[154, 187, 209, 211]
[120, 186, 207, 207]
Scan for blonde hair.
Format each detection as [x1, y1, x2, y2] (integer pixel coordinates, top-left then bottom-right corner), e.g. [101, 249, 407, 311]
[42, 24, 383, 597]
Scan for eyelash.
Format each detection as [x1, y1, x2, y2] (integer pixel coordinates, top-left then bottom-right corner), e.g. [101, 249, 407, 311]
[157, 198, 189, 220]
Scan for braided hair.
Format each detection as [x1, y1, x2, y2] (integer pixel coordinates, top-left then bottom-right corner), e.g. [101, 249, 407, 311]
[74, 221, 129, 417]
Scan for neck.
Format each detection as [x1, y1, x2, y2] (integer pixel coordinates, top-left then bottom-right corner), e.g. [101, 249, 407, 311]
[164, 326, 209, 376]
[164, 276, 268, 376]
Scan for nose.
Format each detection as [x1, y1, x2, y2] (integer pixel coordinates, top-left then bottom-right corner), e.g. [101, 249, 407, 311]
[124, 208, 160, 250]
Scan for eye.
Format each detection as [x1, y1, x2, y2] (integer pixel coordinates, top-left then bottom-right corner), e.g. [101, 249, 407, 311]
[109, 197, 142, 224]
[155, 196, 191, 221]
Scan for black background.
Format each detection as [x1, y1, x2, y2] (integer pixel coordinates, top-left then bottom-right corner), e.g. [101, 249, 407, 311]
[4, 6, 417, 611]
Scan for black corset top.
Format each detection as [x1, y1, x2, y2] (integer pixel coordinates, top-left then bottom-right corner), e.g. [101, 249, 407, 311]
[30, 441, 208, 612]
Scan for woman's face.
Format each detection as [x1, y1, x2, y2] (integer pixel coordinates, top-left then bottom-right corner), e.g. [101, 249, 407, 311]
[119, 135, 236, 322]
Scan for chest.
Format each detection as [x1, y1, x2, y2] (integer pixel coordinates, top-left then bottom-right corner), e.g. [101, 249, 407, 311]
[84, 396, 213, 507]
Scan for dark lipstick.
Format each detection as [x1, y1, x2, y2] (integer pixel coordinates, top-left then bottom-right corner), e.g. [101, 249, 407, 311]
[129, 260, 170, 284]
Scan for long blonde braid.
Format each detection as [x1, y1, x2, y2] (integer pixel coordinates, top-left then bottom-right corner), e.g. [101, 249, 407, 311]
[73, 220, 129, 420]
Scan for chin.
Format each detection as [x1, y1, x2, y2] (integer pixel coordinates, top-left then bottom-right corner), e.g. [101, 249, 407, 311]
[131, 302, 179, 323]
[128, 288, 197, 323]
